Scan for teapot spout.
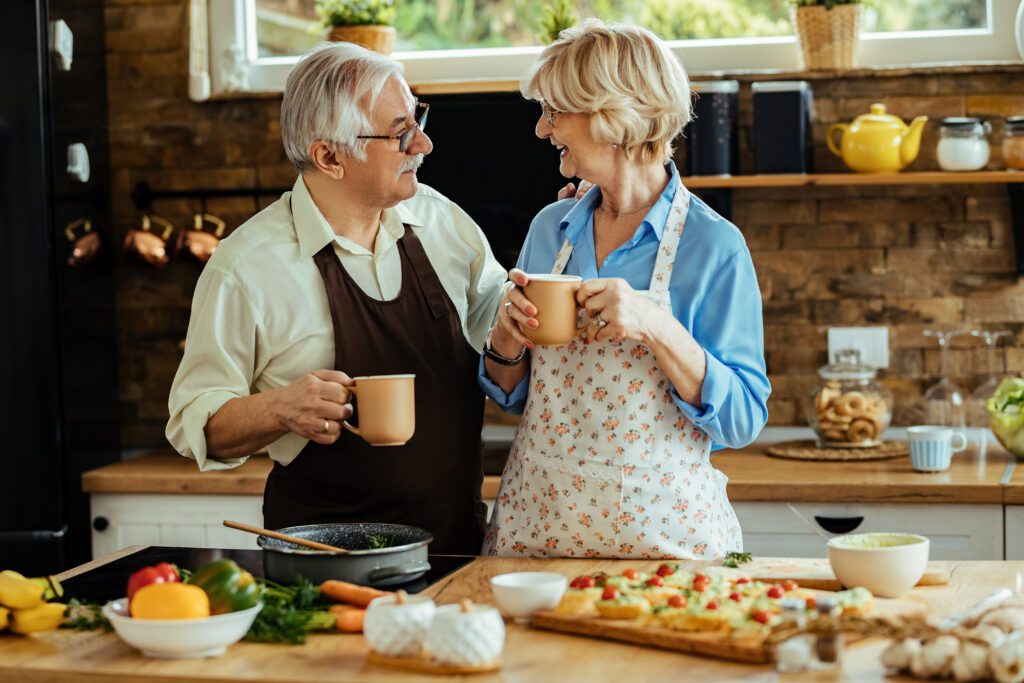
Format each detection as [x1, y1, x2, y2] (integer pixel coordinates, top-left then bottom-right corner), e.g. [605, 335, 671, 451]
[899, 116, 929, 167]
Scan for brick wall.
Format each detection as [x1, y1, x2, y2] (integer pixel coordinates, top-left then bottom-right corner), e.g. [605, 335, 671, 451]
[105, 0, 1024, 447]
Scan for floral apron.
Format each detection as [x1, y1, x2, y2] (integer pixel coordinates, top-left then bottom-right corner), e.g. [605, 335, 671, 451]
[483, 184, 742, 559]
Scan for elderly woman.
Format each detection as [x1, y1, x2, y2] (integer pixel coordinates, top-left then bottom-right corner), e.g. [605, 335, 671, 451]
[479, 20, 770, 559]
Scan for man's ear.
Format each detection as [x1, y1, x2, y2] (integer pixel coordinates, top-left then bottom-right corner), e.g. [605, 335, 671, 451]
[309, 140, 346, 181]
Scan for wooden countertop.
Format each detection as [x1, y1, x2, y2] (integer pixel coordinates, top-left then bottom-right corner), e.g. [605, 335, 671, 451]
[1003, 458, 1023, 504]
[0, 550, 1016, 682]
[84, 444, 1015, 504]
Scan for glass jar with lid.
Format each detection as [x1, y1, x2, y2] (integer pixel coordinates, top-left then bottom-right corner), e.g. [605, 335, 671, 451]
[804, 349, 893, 448]
[936, 117, 991, 171]
[1003, 116, 1024, 170]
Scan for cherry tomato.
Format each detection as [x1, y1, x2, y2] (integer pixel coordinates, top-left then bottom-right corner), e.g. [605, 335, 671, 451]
[592, 572, 608, 587]
[691, 581, 707, 593]
[805, 597, 817, 610]
[753, 610, 771, 624]
[646, 576, 664, 587]
[602, 587, 620, 601]
[706, 601, 719, 610]
[693, 573, 708, 583]
[767, 586, 784, 599]
[735, 577, 750, 585]
[622, 569, 639, 580]
[729, 592, 742, 602]
[668, 595, 687, 608]
[781, 579, 799, 592]
[657, 564, 675, 577]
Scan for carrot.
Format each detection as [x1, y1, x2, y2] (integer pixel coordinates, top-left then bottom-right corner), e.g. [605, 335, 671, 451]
[319, 580, 390, 608]
[328, 604, 360, 616]
[335, 608, 366, 633]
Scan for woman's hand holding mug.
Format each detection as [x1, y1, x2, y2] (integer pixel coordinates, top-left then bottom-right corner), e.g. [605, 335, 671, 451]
[491, 269, 538, 357]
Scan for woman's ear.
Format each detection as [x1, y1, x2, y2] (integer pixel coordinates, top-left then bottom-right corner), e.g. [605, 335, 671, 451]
[309, 140, 346, 181]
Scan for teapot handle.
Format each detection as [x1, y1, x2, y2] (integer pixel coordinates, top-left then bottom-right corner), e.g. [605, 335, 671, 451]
[826, 124, 847, 157]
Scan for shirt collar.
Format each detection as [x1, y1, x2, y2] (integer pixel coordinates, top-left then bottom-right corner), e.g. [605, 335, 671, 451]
[292, 174, 425, 261]
[558, 162, 681, 246]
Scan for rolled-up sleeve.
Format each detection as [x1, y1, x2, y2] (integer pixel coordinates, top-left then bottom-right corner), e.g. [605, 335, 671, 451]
[166, 267, 259, 472]
[671, 249, 771, 449]
[449, 201, 508, 352]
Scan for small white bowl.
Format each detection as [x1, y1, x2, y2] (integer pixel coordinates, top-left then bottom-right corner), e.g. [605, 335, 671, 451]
[490, 571, 568, 622]
[827, 532, 930, 599]
[102, 598, 262, 659]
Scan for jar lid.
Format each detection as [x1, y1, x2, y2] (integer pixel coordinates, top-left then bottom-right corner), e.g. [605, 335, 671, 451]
[941, 117, 983, 128]
[1006, 116, 1024, 132]
[692, 80, 739, 94]
[818, 348, 876, 381]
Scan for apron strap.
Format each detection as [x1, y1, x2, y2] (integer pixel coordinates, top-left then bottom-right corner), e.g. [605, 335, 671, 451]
[312, 244, 346, 342]
[551, 238, 574, 275]
[398, 225, 450, 320]
[649, 184, 691, 295]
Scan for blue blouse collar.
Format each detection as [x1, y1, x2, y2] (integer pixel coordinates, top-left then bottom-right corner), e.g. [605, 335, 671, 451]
[559, 162, 681, 247]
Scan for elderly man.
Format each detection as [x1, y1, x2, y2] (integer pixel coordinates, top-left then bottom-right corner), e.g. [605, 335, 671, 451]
[166, 42, 507, 554]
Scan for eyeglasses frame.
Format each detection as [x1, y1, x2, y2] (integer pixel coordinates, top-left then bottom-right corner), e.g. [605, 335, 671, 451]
[356, 101, 430, 153]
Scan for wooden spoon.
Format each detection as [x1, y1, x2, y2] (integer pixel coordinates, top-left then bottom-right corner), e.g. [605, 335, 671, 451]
[223, 519, 349, 554]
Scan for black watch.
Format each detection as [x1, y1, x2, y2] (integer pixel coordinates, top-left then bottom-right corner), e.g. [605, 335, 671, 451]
[484, 332, 527, 366]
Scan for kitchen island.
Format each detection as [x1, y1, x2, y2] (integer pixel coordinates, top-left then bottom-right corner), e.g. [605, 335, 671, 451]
[2, 549, 1021, 682]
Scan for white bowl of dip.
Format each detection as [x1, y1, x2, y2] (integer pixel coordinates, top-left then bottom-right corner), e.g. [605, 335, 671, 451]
[827, 532, 929, 598]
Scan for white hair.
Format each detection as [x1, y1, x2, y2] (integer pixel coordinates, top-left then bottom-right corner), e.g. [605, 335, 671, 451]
[521, 19, 691, 164]
[280, 42, 406, 172]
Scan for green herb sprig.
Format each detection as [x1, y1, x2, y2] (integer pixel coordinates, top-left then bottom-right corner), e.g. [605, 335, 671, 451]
[366, 534, 394, 550]
[244, 576, 335, 644]
[722, 551, 753, 568]
[62, 598, 112, 632]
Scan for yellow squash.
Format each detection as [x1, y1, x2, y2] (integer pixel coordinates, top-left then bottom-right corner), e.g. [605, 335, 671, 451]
[827, 103, 928, 173]
[0, 573, 45, 610]
[9, 603, 66, 634]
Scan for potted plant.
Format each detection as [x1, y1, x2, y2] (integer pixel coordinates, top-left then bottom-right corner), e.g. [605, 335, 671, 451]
[317, 0, 397, 55]
[538, 0, 576, 44]
[791, 0, 863, 70]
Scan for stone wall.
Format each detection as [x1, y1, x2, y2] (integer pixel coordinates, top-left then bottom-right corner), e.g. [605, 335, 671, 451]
[105, 0, 1024, 446]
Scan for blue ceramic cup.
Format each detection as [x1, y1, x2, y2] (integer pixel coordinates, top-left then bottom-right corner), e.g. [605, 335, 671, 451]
[907, 426, 967, 472]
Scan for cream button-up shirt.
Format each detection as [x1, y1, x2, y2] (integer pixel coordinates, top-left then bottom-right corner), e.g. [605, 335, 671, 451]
[166, 175, 507, 472]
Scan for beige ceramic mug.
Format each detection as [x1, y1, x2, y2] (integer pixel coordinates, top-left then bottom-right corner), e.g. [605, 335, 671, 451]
[343, 374, 415, 446]
[522, 274, 588, 346]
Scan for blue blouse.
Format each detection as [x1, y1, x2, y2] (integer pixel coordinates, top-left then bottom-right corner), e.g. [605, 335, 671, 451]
[479, 163, 771, 450]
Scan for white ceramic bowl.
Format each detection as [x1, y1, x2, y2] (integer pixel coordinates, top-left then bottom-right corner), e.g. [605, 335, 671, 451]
[490, 571, 568, 622]
[827, 533, 930, 599]
[364, 593, 437, 657]
[102, 598, 262, 659]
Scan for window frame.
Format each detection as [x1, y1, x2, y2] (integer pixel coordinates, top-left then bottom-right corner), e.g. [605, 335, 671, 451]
[195, 0, 1023, 100]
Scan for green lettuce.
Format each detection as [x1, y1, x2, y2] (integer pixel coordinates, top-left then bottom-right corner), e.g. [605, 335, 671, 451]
[987, 377, 1024, 456]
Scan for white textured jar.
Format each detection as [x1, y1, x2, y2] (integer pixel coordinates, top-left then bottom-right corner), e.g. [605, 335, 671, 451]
[936, 117, 991, 171]
[363, 593, 437, 658]
[424, 602, 505, 667]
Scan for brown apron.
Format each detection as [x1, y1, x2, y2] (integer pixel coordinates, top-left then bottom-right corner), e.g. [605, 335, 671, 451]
[262, 226, 487, 555]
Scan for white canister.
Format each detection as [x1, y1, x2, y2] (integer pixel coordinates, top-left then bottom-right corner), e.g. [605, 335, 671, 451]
[424, 601, 505, 667]
[936, 117, 992, 171]
[363, 592, 437, 658]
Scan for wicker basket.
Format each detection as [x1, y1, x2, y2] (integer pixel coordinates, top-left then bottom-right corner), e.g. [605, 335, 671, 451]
[793, 4, 861, 70]
[328, 25, 396, 55]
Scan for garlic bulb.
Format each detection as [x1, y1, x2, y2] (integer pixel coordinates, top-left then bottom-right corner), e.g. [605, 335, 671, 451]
[970, 623, 1007, 647]
[981, 607, 1024, 634]
[882, 638, 921, 671]
[918, 635, 960, 678]
[990, 632, 1024, 683]
[952, 640, 991, 682]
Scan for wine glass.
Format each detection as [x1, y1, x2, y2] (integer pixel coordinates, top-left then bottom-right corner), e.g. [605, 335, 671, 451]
[921, 329, 967, 436]
[967, 329, 1011, 450]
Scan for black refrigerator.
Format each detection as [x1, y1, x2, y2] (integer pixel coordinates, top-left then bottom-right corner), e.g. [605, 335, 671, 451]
[0, 0, 119, 575]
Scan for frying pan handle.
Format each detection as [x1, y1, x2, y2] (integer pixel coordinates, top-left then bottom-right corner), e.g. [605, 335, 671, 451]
[367, 561, 431, 584]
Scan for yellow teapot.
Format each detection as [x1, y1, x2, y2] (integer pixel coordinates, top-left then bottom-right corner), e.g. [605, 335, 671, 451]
[827, 103, 928, 173]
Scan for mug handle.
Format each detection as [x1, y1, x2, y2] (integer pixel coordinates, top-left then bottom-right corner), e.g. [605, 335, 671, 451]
[951, 432, 967, 453]
[341, 385, 360, 436]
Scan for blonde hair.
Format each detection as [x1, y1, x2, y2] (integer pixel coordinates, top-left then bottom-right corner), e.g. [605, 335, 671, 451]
[521, 19, 691, 164]
[281, 42, 405, 171]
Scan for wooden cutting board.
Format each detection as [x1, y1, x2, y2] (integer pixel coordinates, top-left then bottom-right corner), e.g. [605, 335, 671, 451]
[747, 558, 950, 592]
[531, 591, 926, 664]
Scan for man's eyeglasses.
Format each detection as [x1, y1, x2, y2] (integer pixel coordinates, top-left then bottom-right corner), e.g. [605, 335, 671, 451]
[357, 101, 429, 153]
[541, 101, 562, 127]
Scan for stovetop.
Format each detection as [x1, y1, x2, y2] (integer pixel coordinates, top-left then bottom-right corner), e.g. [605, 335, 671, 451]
[61, 546, 475, 603]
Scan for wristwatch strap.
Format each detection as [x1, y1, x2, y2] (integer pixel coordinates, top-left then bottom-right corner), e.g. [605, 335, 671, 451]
[484, 333, 526, 366]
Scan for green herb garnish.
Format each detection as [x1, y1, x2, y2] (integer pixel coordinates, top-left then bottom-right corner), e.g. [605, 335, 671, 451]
[722, 551, 753, 568]
[244, 576, 335, 644]
[366, 534, 394, 549]
[62, 598, 112, 632]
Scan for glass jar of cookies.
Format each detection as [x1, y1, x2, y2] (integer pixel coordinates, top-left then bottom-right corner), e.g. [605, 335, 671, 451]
[804, 349, 892, 448]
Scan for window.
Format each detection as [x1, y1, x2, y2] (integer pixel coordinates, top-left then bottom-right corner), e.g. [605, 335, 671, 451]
[195, 0, 1023, 99]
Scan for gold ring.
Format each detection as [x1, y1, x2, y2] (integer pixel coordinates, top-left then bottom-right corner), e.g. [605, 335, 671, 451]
[323, 420, 330, 433]
[504, 301, 512, 316]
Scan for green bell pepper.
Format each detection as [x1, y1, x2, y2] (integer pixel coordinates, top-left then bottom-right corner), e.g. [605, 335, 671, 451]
[187, 559, 262, 615]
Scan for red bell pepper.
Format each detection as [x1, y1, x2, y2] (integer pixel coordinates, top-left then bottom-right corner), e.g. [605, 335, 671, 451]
[126, 562, 180, 600]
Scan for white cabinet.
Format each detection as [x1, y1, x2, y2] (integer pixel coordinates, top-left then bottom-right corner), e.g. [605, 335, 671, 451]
[1006, 506, 1024, 560]
[90, 493, 264, 558]
[733, 502, 1004, 560]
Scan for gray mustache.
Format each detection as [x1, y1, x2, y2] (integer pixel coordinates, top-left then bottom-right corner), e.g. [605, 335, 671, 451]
[398, 154, 424, 175]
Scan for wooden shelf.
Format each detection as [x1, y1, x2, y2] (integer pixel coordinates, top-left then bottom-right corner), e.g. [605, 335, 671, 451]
[682, 171, 1024, 189]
